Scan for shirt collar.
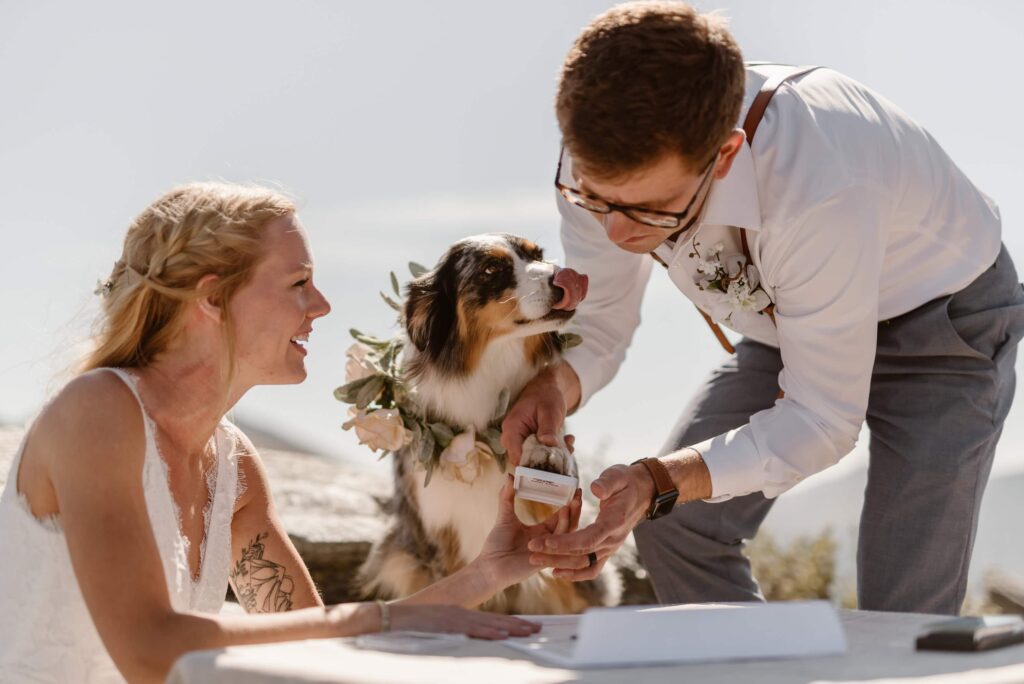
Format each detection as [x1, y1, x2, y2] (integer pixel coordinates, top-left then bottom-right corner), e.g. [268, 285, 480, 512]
[699, 137, 762, 233]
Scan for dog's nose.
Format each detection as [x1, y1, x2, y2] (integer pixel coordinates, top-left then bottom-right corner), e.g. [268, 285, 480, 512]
[550, 266, 589, 311]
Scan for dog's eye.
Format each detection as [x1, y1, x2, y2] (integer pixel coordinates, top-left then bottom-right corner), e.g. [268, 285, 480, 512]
[484, 265, 497, 275]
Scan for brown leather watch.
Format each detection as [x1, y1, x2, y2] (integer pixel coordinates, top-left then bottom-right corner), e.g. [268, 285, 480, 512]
[631, 457, 679, 520]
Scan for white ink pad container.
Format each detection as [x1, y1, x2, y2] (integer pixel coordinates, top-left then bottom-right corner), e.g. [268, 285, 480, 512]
[514, 466, 578, 507]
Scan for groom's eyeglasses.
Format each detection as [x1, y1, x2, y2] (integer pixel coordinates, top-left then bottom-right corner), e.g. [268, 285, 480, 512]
[554, 147, 717, 229]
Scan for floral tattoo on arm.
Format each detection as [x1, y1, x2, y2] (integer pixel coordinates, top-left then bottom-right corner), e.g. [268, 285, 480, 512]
[229, 532, 295, 612]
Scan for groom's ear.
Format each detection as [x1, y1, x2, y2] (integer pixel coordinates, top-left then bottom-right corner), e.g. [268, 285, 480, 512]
[404, 257, 458, 360]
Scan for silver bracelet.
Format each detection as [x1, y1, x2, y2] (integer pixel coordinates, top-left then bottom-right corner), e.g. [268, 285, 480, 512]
[376, 599, 391, 632]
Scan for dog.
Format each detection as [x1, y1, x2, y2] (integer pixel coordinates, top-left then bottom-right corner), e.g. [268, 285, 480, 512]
[358, 233, 616, 614]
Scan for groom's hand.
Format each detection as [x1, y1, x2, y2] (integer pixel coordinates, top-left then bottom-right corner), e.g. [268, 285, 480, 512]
[527, 463, 655, 581]
[501, 362, 582, 466]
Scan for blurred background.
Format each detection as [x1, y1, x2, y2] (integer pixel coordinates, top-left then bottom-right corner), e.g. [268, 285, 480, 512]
[2, 1, 1022, 607]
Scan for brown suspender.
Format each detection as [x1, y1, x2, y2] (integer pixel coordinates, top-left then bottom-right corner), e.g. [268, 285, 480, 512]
[652, 64, 822, 354]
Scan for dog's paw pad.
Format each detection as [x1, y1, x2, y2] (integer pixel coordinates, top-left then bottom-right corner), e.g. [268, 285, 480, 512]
[521, 435, 574, 477]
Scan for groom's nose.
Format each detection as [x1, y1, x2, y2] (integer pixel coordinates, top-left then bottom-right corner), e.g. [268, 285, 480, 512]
[603, 211, 642, 243]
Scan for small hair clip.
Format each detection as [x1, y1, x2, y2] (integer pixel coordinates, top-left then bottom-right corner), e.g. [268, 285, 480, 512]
[93, 278, 113, 298]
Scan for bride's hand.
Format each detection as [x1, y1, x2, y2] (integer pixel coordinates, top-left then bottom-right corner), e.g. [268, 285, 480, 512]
[387, 603, 540, 639]
[476, 474, 583, 591]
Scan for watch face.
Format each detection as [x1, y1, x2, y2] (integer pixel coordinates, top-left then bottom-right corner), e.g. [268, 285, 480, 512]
[649, 491, 679, 519]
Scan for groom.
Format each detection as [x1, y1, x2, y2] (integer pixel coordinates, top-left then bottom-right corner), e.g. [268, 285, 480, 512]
[501, 1, 1024, 614]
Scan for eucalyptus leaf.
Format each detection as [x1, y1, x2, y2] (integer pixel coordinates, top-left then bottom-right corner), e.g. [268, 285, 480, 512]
[349, 328, 391, 349]
[379, 291, 402, 312]
[390, 271, 401, 297]
[423, 459, 435, 487]
[493, 388, 510, 421]
[391, 381, 409, 406]
[334, 374, 378, 403]
[418, 428, 436, 464]
[428, 422, 455, 448]
[408, 261, 428, 278]
[404, 418, 423, 449]
[379, 342, 402, 375]
[494, 451, 507, 473]
[387, 339, 403, 370]
[480, 427, 507, 456]
[355, 375, 386, 409]
[558, 332, 583, 350]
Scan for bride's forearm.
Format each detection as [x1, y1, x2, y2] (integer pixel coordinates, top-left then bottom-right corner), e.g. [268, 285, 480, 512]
[203, 601, 381, 641]
[134, 603, 381, 683]
[396, 559, 499, 609]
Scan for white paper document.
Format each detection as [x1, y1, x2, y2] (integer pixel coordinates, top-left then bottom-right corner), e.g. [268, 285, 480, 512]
[506, 600, 847, 668]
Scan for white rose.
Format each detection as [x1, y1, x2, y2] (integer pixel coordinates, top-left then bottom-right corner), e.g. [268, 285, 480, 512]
[440, 429, 494, 483]
[344, 343, 377, 383]
[342, 407, 411, 453]
[440, 428, 476, 466]
[473, 439, 495, 464]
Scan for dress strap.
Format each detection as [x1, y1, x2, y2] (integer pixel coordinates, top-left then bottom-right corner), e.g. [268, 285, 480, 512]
[103, 367, 142, 401]
[102, 368, 159, 442]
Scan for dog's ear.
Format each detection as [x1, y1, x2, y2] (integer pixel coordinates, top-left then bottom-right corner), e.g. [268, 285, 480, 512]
[404, 275, 436, 352]
[404, 260, 457, 359]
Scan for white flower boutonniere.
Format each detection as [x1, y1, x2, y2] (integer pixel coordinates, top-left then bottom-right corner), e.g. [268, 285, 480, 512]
[689, 239, 772, 319]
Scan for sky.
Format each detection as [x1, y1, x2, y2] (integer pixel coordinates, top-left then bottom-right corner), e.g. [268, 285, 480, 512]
[2, 1, 1023, 494]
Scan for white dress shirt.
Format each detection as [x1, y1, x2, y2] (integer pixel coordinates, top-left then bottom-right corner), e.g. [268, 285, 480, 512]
[560, 64, 1002, 500]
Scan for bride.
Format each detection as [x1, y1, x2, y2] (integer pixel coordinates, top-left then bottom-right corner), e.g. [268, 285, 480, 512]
[0, 182, 581, 683]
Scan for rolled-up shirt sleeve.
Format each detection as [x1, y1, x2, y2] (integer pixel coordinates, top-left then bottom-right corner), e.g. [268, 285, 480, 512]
[557, 192, 653, 407]
[696, 183, 886, 500]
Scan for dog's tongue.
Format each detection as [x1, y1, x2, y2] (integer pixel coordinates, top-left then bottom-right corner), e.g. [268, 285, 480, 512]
[551, 267, 589, 311]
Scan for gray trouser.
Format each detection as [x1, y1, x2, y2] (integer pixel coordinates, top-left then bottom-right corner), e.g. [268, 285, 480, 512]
[633, 245, 1024, 615]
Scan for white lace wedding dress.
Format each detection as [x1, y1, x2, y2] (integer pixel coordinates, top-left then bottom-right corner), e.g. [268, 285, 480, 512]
[0, 368, 240, 683]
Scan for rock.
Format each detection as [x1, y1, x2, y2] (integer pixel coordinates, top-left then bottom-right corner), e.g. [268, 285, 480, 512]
[0, 425, 655, 607]
[987, 570, 1024, 614]
[257, 448, 390, 604]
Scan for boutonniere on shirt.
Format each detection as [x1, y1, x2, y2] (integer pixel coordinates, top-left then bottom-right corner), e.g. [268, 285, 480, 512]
[689, 239, 772, 319]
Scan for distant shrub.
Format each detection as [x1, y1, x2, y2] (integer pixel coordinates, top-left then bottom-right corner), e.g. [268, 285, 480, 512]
[747, 530, 837, 602]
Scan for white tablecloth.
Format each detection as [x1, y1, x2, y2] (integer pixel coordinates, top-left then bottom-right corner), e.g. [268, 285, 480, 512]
[167, 610, 1024, 684]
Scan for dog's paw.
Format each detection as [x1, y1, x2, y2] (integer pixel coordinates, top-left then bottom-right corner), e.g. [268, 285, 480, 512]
[521, 434, 577, 478]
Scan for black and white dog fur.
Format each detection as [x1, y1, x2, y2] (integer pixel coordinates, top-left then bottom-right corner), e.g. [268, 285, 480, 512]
[358, 233, 615, 614]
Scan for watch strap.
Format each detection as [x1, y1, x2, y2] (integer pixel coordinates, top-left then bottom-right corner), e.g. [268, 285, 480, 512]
[632, 457, 679, 521]
[633, 457, 675, 496]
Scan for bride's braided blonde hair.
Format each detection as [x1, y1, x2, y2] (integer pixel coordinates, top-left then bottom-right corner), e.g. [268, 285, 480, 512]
[82, 182, 295, 372]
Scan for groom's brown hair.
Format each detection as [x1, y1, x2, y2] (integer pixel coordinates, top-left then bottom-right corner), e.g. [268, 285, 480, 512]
[556, 1, 745, 179]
